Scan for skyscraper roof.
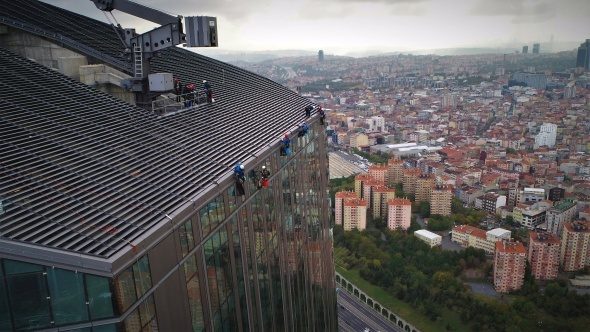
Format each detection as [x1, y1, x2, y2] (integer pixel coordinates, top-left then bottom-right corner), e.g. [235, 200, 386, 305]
[0, 1, 314, 260]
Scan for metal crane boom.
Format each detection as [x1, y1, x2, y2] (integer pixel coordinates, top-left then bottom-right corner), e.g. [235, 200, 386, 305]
[90, 0, 180, 25]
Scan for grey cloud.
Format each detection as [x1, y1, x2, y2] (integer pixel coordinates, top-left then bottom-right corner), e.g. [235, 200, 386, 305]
[336, 0, 427, 3]
[470, 0, 555, 22]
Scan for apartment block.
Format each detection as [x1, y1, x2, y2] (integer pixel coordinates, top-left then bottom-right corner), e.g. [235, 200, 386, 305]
[343, 198, 368, 231]
[368, 165, 388, 183]
[478, 192, 507, 214]
[430, 185, 453, 216]
[354, 173, 372, 198]
[528, 232, 560, 280]
[335, 191, 358, 226]
[512, 203, 548, 229]
[363, 178, 385, 207]
[546, 199, 577, 236]
[415, 174, 435, 203]
[372, 185, 396, 219]
[387, 198, 412, 230]
[387, 158, 404, 185]
[560, 221, 590, 272]
[402, 168, 421, 195]
[494, 241, 526, 293]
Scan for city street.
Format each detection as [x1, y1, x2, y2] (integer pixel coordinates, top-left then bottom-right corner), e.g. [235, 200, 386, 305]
[338, 289, 403, 332]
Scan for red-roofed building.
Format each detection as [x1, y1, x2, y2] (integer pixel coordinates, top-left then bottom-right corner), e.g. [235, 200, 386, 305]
[354, 174, 372, 198]
[528, 232, 560, 280]
[335, 191, 358, 226]
[387, 158, 404, 185]
[387, 198, 412, 231]
[494, 241, 526, 293]
[560, 221, 590, 272]
[372, 185, 396, 219]
[368, 165, 388, 183]
[343, 198, 368, 231]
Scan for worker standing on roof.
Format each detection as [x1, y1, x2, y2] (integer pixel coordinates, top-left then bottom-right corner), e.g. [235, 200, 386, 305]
[305, 105, 313, 118]
[203, 80, 213, 103]
[174, 78, 182, 102]
[318, 106, 326, 125]
[185, 83, 196, 107]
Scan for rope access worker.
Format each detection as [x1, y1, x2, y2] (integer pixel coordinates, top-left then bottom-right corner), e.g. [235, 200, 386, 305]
[318, 106, 326, 125]
[280, 133, 291, 156]
[233, 162, 245, 195]
[298, 122, 309, 137]
[260, 165, 271, 188]
[305, 105, 313, 118]
[203, 80, 213, 103]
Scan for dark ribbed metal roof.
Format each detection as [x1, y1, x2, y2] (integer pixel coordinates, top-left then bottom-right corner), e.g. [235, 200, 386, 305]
[0, 1, 313, 258]
[0, 0, 132, 72]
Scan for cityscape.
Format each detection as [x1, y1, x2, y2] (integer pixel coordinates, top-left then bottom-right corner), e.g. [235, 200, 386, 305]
[0, 0, 589, 332]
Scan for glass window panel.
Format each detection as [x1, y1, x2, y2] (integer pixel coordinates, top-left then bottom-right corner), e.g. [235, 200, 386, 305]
[133, 256, 152, 298]
[86, 274, 114, 319]
[3, 259, 43, 275]
[200, 206, 211, 236]
[187, 275, 205, 331]
[123, 309, 142, 332]
[0, 262, 12, 331]
[208, 201, 218, 228]
[139, 296, 155, 327]
[142, 319, 159, 332]
[47, 268, 89, 324]
[227, 186, 237, 212]
[204, 238, 214, 260]
[92, 323, 118, 332]
[4, 262, 52, 330]
[183, 254, 197, 280]
[185, 219, 195, 250]
[217, 196, 226, 222]
[179, 219, 194, 257]
[114, 268, 136, 312]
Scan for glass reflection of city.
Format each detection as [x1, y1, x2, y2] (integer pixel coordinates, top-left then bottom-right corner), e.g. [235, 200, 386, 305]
[0, 119, 336, 331]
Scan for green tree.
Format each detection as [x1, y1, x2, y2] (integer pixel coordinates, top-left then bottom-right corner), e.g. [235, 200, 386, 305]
[419, 201, 430, 218]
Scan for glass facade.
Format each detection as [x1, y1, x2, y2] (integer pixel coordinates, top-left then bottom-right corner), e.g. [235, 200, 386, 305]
[1, 120, 336, 332]
[162, 119, 336, 332]
[177, 120, 336, 331]
[0, 259, 117, 331]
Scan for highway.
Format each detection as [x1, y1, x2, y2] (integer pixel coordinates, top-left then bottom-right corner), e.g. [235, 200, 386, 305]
[337, 289, 403, 332]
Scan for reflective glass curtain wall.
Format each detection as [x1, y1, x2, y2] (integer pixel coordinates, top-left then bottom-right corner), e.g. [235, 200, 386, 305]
[184, 120, 337, 332]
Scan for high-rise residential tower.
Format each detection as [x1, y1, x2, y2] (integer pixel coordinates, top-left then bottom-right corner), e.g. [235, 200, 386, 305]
[387, 198, 412, 231]
[494, 241, 526, 293]
[528, 232, 560, 280]
[560, 221, 590, 272]
[576, 39, 590, 71]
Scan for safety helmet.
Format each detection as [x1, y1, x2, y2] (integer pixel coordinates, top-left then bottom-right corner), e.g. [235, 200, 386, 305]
[262, 165, 266, 169]
[203, 80, 207, 83]
[239, 164, 244, 170]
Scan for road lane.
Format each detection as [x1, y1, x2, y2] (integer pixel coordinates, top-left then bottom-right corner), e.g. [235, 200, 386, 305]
[337, 289, 403, 332]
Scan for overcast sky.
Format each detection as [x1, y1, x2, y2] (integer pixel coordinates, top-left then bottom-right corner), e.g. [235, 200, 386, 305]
[44, 0, 590, 54]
